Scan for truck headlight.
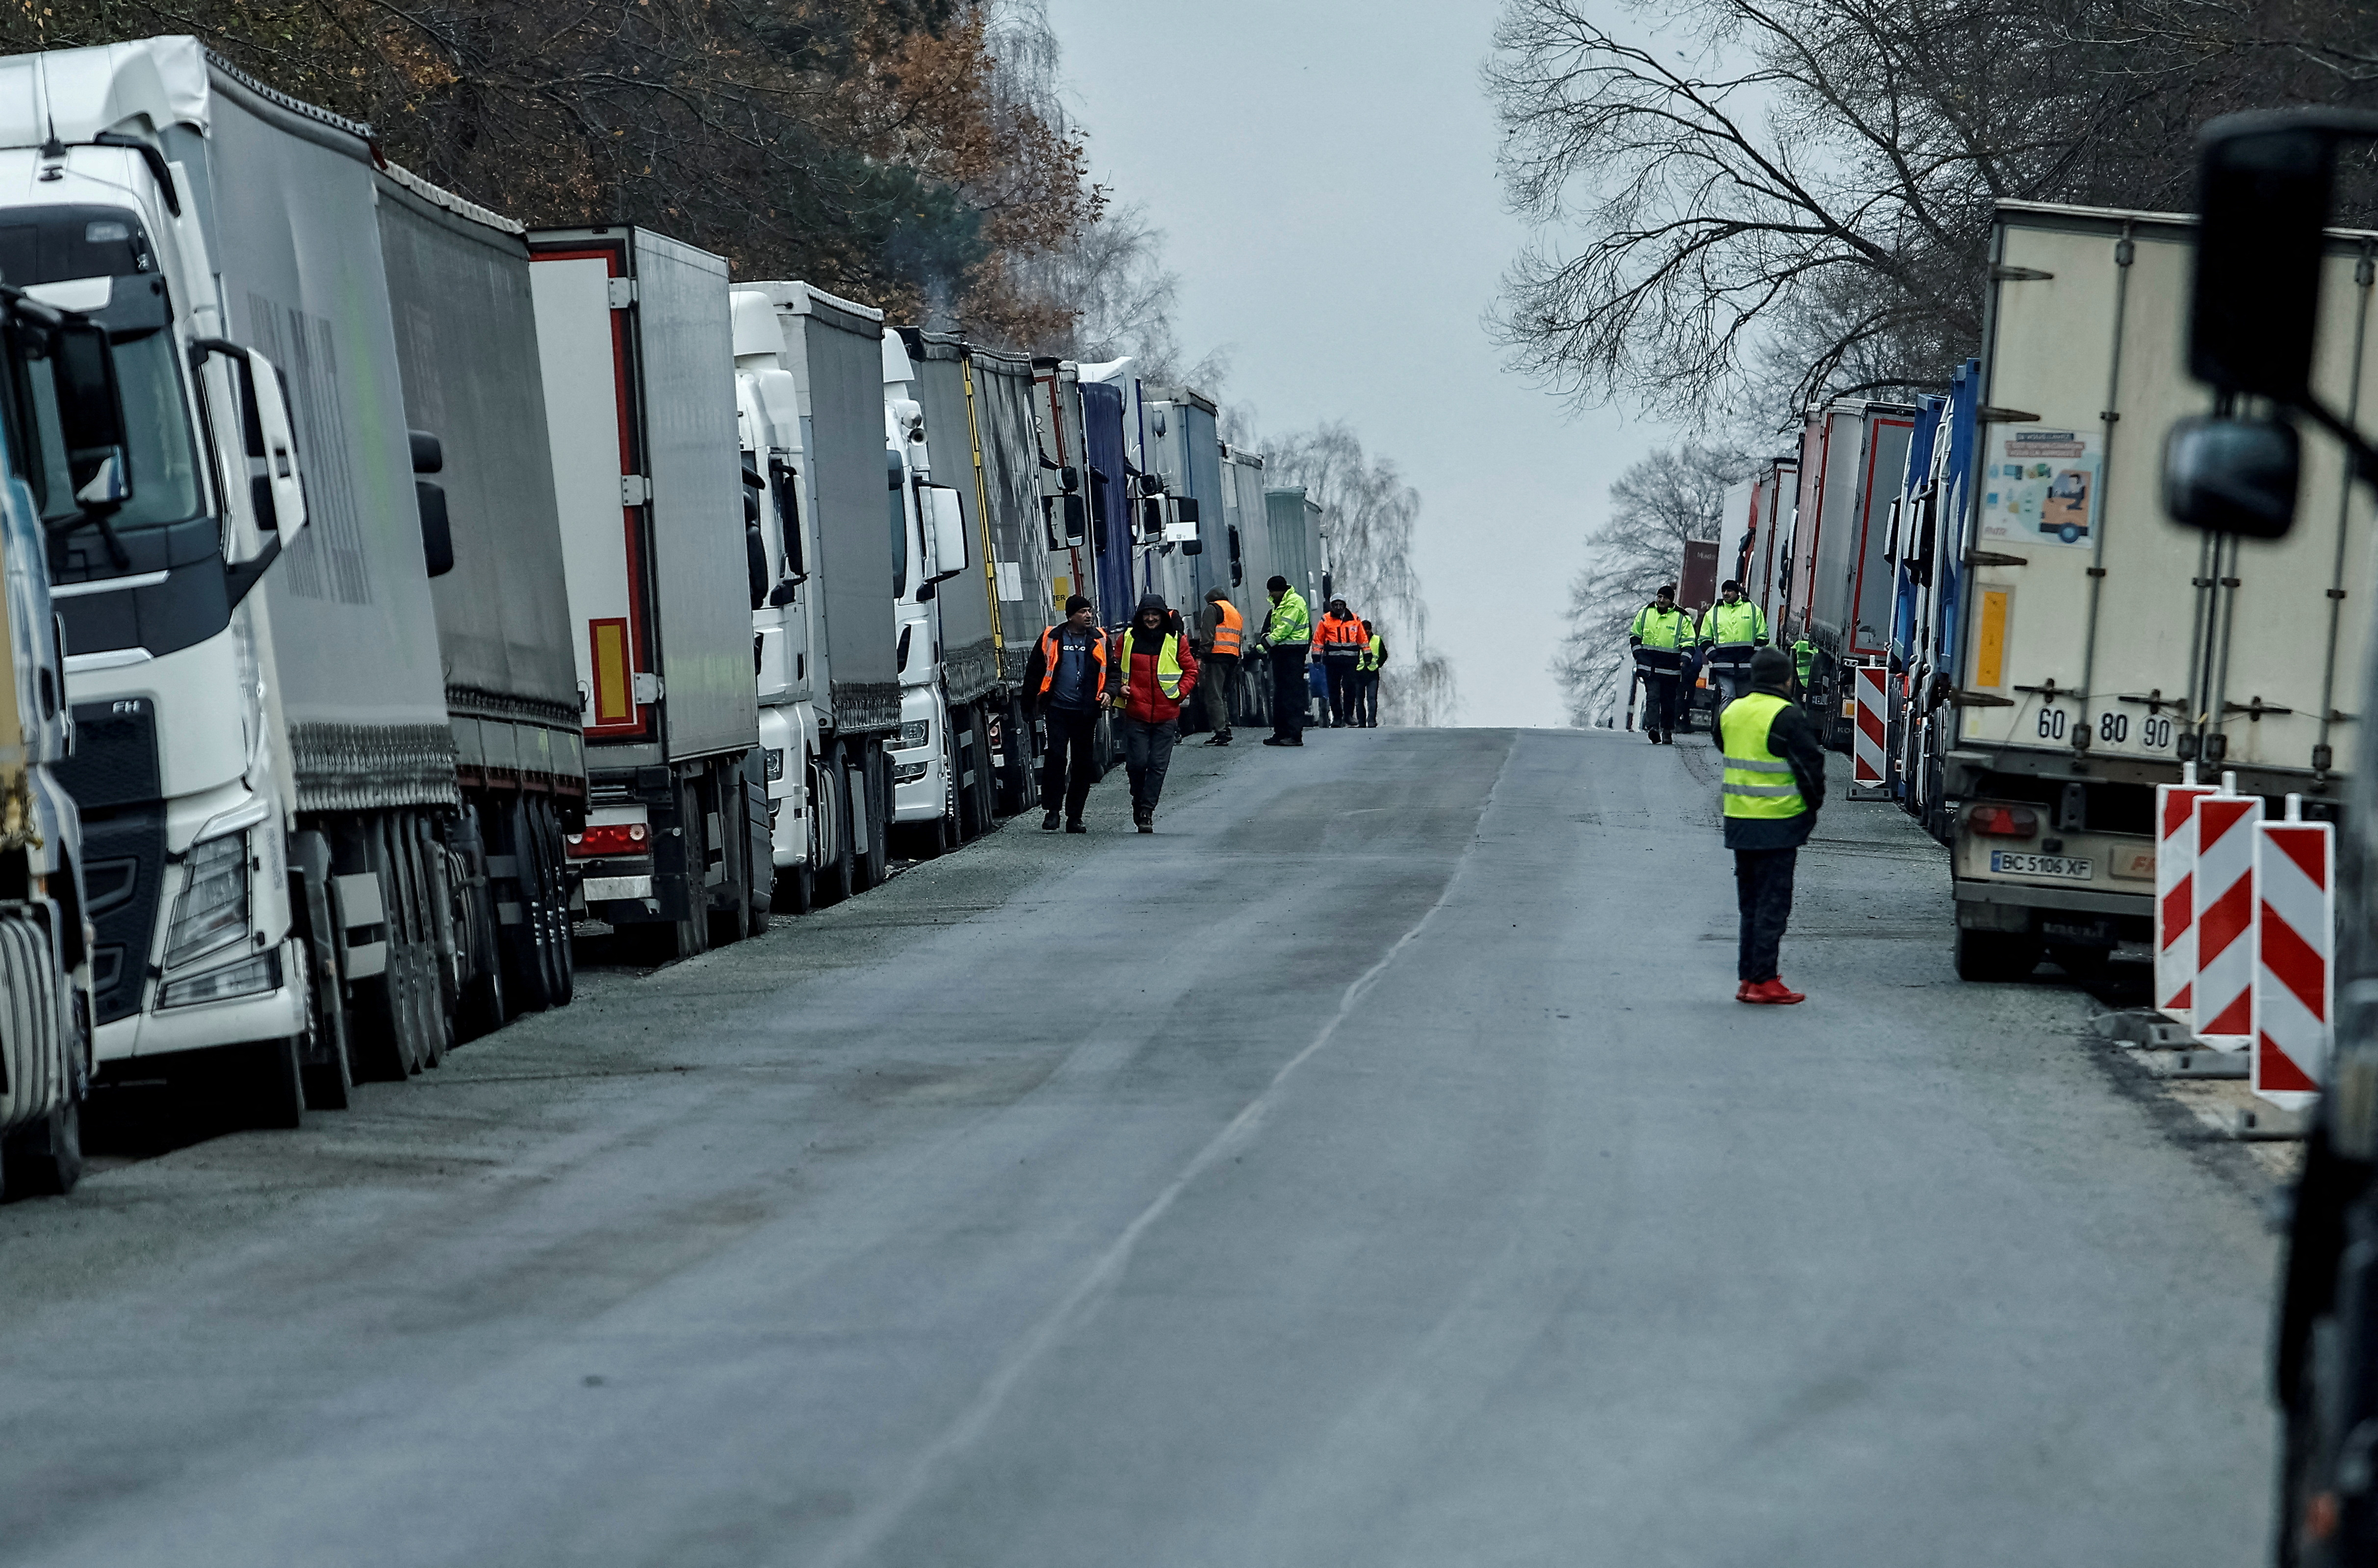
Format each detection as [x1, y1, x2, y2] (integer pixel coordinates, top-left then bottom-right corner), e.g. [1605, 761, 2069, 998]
[164, 832, 250, 971]
[897, 720, 930, 751]
[893, 761, 929, 784]
[765, 747, 787, 782]
[159, 950, 281, 1009]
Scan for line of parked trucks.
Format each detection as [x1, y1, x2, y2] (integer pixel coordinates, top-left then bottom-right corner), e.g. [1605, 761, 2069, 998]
[0, 36, 1334, 1198]
[1717, 197, 2373, 986]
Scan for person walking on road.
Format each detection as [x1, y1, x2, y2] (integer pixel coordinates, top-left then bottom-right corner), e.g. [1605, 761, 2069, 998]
[1115, 592, 1200, 833]
[1355, 620, 1386, 727]
[1254, 574, 1312, 746]
[1195, 586, 1242, 746]
[1698, 579, 1770, 708]
[1628, 584, 1695, 744]
[1022, 594, 1108, 833]
[1722, 646, 1826, 1004]
[1315, 597, 1367, 727]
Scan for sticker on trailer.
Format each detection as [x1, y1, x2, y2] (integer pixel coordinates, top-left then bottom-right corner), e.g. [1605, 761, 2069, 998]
[2252, 818, 2333, 1110]
[1978, 431, 2101, 548]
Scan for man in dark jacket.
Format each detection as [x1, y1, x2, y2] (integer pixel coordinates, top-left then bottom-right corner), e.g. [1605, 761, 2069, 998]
[1114, 591, 1200, 832]
[1021, 595, 1108, 833]
[1719, 646, 1826, 1002]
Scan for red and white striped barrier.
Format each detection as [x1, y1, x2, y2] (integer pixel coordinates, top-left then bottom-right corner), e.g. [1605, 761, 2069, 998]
[2154, 777, 2219, 1024]
[1850, 665, 1888, 798]
[2191, 785, 2265, 1049]
[2253, 804, 2333, 1110]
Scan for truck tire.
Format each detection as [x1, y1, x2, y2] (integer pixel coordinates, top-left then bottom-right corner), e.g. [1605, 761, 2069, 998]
[2, 1099, 83, 1196]
[819, 757, 854, 906]
[294, 942, 353, 1112]
[708, 771, 752, 949]
[531, 797, 574, 1006]
[853, 744, 889, 891]
[1955, 927, 2040, 983]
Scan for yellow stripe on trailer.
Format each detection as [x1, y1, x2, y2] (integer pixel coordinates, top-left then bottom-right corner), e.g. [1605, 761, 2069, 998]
[1975, 588, 2010, 690]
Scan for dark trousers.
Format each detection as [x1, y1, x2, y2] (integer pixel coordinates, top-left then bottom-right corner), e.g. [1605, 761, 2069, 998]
[1356, 671, 1379, 726]
[1734, 847, 1798, 983]
[1270, 648, 1308, 739]
[1122, 717, 1178, 811]
[1040, 706, 1098, 821]
[1324, 657, 1359, 725]
[1642, 672, 1680, 735]
[1202, 653, 1238, 735]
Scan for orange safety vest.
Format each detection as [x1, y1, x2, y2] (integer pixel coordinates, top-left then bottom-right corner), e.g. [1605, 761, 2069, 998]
[1318, 613, 1366, 650]
[1210, 600, 1243, 658]
[1037, 624, 1108, 701]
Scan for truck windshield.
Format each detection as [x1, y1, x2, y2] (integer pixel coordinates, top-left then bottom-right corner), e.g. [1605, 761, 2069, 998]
[17, 322, 204, 537]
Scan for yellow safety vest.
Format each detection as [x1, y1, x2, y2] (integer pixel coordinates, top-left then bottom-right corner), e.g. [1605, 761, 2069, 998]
[1124, 631, 1187, 699]
[1720, 692, 1808, 821]
[1702, 599, 1767, 648]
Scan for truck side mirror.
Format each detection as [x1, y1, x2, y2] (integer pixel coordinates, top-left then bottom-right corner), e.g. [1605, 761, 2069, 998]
[925, 485, 970, 581]
[2164, 415, 2301, 538]
[2192, 122, 2334, 404]
[52, 319, 131, 511]
[1180, 539, 1203, 557]
[415, 480, 455, 576]
[409, 429, 444, 475]
[1061, 493, 1086, 543]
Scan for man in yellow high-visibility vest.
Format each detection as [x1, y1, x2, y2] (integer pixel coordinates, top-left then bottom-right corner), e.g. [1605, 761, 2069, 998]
[1721, 647, 1826, 1003]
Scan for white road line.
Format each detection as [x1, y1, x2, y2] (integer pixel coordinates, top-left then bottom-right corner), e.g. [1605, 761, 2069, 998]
[804, 736, 1520, 1568]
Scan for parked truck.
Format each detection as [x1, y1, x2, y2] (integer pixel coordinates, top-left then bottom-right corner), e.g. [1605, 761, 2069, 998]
[1786, 399, 1914, 741]
[528, 227, 767, 961]
[1946, 197, 2374, 983]
[0, 287, 97, 1196]
[0, 38, 490, 1122]
[898, 329, 1027, 839]
[880, 334, 975, 856]
[750, 282, 900, 893]
[375, 163, 584, 1032]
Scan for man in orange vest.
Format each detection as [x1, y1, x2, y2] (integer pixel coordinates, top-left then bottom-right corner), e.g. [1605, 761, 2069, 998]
[1020, 594, 1108, 833]
[1194, 586, 1243, 746]
[1315, 596, 1367, 727]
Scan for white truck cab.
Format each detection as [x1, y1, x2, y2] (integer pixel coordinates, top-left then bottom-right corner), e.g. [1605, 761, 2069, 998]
[882, 336, 970, 855]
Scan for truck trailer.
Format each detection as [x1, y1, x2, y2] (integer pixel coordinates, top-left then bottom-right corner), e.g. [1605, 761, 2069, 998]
[374, 164, 585, 1033]
[528, 227, 768, 962]
[1946, 198, 2375, 982]
[0, 39, 483, 1121]
[1789, 399, 1915, 739]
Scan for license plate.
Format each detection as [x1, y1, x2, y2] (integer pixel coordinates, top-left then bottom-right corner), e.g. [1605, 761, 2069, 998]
[1990, 850, 2094, 881]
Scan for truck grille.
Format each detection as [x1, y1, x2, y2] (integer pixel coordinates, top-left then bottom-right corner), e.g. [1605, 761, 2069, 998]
[57, 699, 165, 1026]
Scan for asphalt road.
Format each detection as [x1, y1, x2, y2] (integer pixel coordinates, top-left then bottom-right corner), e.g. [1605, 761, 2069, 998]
[0, 726, 2278, 1566]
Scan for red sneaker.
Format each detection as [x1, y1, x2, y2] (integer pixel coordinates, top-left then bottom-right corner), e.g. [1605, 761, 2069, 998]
[1735, 981, 1753, 1002]
[1741, 977, 1806, 1005]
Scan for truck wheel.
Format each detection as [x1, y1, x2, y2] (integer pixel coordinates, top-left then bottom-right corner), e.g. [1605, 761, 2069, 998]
[294, 944, 353, 1111]
[1955, 928, 2040, 983]
[243, 1032, 306, 1131]
[853, 745, 889, 891]
[1, 1099, 83, 1196]
[708, 773, 751, 948]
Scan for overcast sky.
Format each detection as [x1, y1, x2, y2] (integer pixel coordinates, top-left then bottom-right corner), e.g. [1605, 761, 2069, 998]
[1041, 0, 1677, 728]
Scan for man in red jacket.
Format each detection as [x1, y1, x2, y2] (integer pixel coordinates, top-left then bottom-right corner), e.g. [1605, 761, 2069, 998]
[1114, 592, 1200, 833]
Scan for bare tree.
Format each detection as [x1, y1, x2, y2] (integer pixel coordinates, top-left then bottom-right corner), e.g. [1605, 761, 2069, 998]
[1553, 442, 1748, 726]
[1263, 423, 1460, 726]
[1484, 0, 2142, 428]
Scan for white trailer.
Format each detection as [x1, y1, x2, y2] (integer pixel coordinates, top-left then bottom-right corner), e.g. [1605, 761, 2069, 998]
[528, 227, 767, 961]
[1947, 198, 2375, 980]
